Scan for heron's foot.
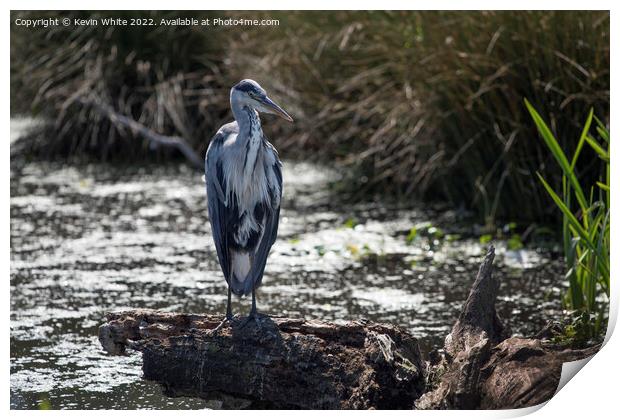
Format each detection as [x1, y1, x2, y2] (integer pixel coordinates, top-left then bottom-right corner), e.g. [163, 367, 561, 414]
[208, 313, 234, 335]
[237, 311, 263, 331]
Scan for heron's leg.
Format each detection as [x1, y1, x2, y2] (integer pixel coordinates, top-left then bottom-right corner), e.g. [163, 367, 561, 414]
[250, 288, 257, 316]
[238, 288, 261, 330]
[210, 285, 233, 334]
[225, 286, 233, 320]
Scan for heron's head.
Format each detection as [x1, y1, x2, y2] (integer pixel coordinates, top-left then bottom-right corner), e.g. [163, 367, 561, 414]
[231, 79, 293, 122]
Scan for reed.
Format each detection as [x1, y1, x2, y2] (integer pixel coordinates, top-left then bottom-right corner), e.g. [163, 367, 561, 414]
[231, 11, 609, 226]
[10, 11, 231, 160]
[525, 100, 609, 332]
[11, 11, 609, 226]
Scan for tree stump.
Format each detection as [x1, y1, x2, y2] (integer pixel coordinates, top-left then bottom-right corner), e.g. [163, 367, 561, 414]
[415, 246, 601, 409]
[99, 312, 425, 409]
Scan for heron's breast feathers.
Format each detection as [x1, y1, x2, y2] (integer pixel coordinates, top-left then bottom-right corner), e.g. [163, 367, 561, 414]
[222, 154, 280, 250]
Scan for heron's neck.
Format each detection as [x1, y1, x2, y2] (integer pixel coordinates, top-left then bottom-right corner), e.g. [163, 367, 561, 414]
[231, 101, 263, 179]
[231, 101, 263, 143]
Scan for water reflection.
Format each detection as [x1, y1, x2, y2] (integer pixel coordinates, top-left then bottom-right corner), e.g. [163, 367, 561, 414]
[10, 159, 564, 409]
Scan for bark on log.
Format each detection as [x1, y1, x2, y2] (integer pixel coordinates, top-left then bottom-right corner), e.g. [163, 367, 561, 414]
[444, 246, 507, 357]
[99, 312, 425, 409]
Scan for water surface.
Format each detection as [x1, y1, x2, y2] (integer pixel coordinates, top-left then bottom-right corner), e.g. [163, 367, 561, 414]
[10, 157, 565, 409]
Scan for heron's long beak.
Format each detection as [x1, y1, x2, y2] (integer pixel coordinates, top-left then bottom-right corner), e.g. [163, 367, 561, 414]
[259, 96, 294, 122]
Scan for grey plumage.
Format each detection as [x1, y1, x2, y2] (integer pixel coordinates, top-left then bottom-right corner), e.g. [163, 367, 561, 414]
[205, 79, 292, 324]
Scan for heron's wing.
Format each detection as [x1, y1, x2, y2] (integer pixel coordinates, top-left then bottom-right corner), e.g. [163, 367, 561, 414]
[270, 159, 282, 247]
[244, 155, 282, 293]
[205, 125, 238, 284]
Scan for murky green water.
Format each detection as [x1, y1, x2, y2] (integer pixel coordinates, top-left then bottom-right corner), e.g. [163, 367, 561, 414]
[10, 156, 565, 409]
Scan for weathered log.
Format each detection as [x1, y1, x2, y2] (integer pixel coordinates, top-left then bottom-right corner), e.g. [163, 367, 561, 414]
[99, 311, 425, 409]
[415, 246, 600, 409]
[444, 246, 507, 357]
[476, 337, 598, 409]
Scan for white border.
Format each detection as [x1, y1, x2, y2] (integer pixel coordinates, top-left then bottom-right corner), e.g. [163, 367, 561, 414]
[3, 2, 617, 419]
[1, 1, 616, 11]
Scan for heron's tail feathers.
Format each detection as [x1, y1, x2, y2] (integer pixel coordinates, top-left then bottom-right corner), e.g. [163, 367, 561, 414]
[240, 279, 252, 296]
[230, 251, 252, 296]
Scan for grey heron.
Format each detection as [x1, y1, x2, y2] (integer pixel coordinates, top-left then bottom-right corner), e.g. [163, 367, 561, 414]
[205, 79, 293, 329]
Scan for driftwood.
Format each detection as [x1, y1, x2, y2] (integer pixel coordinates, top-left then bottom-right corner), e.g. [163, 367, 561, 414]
[415, 246, 600, 409]
[77, 96, 204, 169]
[99, 313, 425, 409]
[98, 246, 600, 409]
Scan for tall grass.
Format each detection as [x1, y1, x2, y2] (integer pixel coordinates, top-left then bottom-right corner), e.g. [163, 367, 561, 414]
[232, 11, 609, 226]
[525, 100, 609, 331]
[10, 11, 232, 159]
[11, 11, 609, 226]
